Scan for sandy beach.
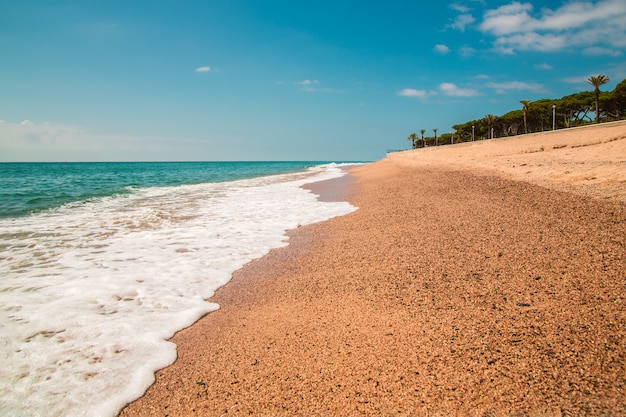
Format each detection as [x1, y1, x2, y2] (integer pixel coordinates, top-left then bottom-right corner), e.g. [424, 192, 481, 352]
[120, 122, 626, 416]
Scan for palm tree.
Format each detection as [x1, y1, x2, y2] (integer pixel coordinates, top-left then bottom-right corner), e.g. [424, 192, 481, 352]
[520, 100, 531, 133]
[586, 74, 610, 123]
[407, 133, 417, 149]
[433, 128, 438, 146]
[484, 114, 496, 139]
[419, 129, 426, 148]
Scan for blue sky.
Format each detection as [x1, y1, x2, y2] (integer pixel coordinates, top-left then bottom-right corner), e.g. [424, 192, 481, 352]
[1, 0, 625, 162]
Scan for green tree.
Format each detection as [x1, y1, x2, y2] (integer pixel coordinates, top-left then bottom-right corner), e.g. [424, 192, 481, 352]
[528, 99, 554, 131]
[599, 91, 619, 121]
[407, 133, 417, 149]
[559, 92, 594, 127]
[612, 78, 626, 117]
[439, 132, 453, 145]
[407, 77, 625, 149]
[520, 100, 531, 133]
[586, 74, 610, 123]
[484, 114, 496, 139]
[452, 120, 481, 142]
[602, 79, 626, 120]
[499, 109, 523, 136]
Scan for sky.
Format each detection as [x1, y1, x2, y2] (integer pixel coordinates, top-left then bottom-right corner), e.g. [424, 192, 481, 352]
[1, 0, 626, 162]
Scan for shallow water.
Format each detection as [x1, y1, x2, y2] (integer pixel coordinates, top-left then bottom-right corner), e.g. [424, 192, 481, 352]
[0, 162, 357, 417]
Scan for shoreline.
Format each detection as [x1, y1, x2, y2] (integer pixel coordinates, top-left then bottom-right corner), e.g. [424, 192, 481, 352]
[120, 124, 626, 416]
[302, 167, 358, 203]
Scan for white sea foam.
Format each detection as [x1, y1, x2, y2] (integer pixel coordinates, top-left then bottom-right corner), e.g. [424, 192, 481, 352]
[0, 164, 356, 417]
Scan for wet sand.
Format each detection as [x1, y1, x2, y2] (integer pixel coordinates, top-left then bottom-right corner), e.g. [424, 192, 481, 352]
[120, 122, 626, 416]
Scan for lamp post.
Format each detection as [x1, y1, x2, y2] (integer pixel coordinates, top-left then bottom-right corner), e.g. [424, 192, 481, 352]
[552, 104, 556, 131]
[472, 125, 475, 141]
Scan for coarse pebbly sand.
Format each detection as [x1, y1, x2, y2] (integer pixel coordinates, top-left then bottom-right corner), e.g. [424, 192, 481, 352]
[120, 121, 626, 416]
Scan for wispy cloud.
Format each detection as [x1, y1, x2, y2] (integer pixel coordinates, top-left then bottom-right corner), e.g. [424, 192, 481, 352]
[294, 79, 341, 93]
[498, 32, 566, 53]
[459, 46, 476, 57]
[295, 79, 319, 86]
[439, 82, 480, 97]
[583, 46, 623, 57]
[450, 3, 471, 13]
[0, 120, 201, 162]
[534, 62, 553, 70]
[563, 75, 592, 84]
[195, 66, 211, 73]
[447, 2, 477, 31]
[486, 81, 545, 94]
[397, 88, 429, 99]
[479, 0, 626, 54]
[295, 79, 320, 92]
[399, 82, 481, 98]
[0, 120, 90, 160]
[449, 13, 476, 31]
[480, 2, 534, 36]
[434, 44, 451, 54]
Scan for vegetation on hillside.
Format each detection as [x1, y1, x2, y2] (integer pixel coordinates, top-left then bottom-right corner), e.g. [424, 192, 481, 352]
[407, 76, 626, 149]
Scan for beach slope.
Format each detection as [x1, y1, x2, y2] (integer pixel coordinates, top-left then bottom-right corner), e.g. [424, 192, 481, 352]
[120, 123, 626, 416]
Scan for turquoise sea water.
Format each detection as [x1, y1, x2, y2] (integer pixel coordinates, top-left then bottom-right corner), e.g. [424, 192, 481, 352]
[0, 161, 358, 417]
[0, 161, 337, 218]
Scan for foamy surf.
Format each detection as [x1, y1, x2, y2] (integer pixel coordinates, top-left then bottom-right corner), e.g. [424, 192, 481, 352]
[0, 163, 357, 417]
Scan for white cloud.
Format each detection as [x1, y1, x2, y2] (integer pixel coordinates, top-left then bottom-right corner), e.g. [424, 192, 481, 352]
[449, 13, 476, 31]
[397, 88, 429, 98]
[1, 121, 90, 160]
[480, 2, 534, 36]
[295, 79, 319, 85]
[400, 82, 482, 99]
[562, 75, 591, 84]
[534, 62, 553, 70]
[0, 121, 202, 162]
[538, 0, 625, 31]
[479, 0, 626, 53]
[494, 31, 567, 52]
[447, 2, 478, 31]
[583, 46, 623, 57]
[294, 79, 341, 93]
[459, 46, 476, 57]
[434, 44, 451, 54]
[439, 82, 480, 97]
[486, 81, 545, 94]
[195, 66, 211, 72]
[450, 3, 471, 13]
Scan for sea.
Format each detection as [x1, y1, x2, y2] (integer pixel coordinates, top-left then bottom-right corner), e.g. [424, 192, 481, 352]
[0, 161, 359, 417]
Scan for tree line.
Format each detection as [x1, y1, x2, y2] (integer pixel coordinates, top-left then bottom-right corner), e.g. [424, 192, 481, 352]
[407, 75, 625, 149]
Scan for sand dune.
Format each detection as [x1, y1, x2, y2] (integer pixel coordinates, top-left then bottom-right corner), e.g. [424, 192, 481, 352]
[390, 121, 626, 202]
